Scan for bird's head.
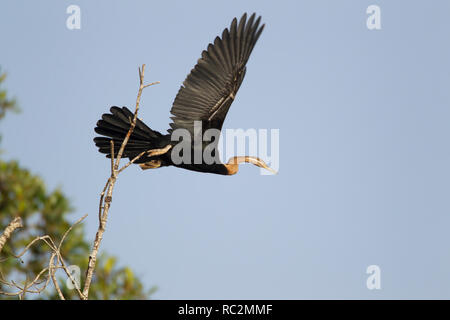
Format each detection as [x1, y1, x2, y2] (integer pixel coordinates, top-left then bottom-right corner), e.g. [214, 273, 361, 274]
[224, 156, 277, 175]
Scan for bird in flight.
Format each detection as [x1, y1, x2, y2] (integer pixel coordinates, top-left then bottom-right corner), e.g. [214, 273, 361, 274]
[94, 13, 275, 175]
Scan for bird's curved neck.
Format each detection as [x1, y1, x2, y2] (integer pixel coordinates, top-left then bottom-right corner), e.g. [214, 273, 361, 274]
[223, 163, 239, 175]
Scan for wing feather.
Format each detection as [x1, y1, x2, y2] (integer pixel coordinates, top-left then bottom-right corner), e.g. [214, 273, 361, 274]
[168, 13, 264, 134]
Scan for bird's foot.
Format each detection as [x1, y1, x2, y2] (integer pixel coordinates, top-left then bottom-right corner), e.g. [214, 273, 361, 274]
[139, 160, 162, 170]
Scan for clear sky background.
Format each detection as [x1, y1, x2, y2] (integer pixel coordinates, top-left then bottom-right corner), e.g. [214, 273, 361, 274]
[1, 0, 450, 299]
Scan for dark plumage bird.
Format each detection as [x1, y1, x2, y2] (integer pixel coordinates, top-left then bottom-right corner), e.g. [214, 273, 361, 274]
[94, 13, 275, 175]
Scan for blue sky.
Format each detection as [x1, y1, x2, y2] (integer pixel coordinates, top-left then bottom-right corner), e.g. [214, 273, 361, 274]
[1, 0, 450, 299]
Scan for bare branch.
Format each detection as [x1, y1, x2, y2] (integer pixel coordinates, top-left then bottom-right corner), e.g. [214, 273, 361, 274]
[0, 215, 87, 299]
[143, 81, 160, 88]
[12, 235, 53, 259]
[110, 139, 115, 175]
[0, 64, 159, 300]
[0, 266, 50, 296]
[58, 214, 88, 253]
[117, 150, 147, 174]
[55, 214, 87, 299]
[82, 64, 159, 300]
[0, 217, 22, 254]
[49, 253, 64, 300]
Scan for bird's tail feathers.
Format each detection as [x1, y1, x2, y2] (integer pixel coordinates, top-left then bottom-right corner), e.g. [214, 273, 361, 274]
[94, 106, 163, 162]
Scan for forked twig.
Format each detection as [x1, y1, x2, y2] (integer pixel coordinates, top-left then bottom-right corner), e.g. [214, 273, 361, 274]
[82, 64, 159, 299]
[0, 65, 159, 300]
[0, 215, 87, 299]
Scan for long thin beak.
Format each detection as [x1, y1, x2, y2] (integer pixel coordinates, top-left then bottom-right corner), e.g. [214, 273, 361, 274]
[265, 166, 278, 175]
[245, 157, 278, 175]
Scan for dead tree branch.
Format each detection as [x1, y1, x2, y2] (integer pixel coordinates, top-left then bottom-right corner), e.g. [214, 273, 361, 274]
[0, 214, 87, 299]
[0, 217, 22, 254]
[82, 64, 159, 300]
[0, 64, 159, 300]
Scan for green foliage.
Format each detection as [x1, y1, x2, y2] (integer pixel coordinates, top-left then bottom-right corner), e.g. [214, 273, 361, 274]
[87, 255, 157, 300]
[0, 68, 155, 299]
[0, 68, 19, 120]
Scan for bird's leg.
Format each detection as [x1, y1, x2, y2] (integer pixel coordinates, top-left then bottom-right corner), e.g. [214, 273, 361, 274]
[146, 144, 172, 157]
[139, 144, 172, 170]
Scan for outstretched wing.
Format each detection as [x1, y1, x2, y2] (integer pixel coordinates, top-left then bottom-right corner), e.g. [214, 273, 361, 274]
[168, 13, 264, 135]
